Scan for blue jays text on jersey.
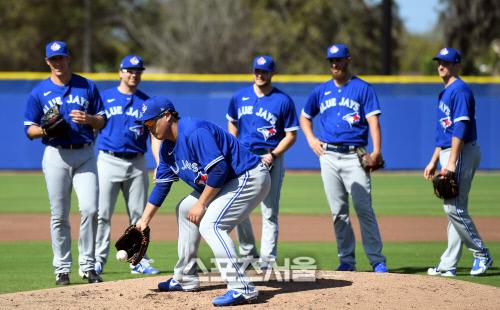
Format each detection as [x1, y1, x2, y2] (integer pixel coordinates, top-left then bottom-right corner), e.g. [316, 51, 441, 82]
[434, 79, 477, 148]
[302, 76, 381, 146]
[226, 86, 299, 151]
[97, 87, 150, 154]
[155, 117, 261, 193]
[24, 74, 105, 145]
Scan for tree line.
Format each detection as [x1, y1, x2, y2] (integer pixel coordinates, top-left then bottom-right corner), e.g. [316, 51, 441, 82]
[0, 0, 498, 75]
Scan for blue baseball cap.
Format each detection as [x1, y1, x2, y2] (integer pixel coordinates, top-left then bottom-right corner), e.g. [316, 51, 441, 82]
[120, 55, 145, 70]
[137, 96, 176, 123]
[326, 44, 350, 59]
[253, 55, 275, 72]
[45, 41, 69, 58]
[433, 47, 461, 63]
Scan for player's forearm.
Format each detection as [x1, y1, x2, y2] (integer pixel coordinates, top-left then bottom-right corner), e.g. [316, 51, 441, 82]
[198, 185, 222, 209]
[367, 115, 382, 153]
[227, 121, 238, 137]
[299, 115, 316, 143]
[272, 131, 297, 157]
[27, 125, 45, 139]
[150, 134, 161, 165]
[139, 203, 159, 227]
[446, 137, 464, 172]
[87, 114, 106, 130]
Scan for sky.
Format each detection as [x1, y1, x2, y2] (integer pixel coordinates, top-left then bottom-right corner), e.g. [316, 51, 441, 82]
[395, 0, 443, 34]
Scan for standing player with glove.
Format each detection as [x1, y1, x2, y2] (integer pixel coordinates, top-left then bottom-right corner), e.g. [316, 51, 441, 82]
[23, 41, 105, 285]
[424, 48, 493, 277]
[227, 56, 299, 270]
[94, 55, 160, 276]
[135, 96, 270, 307]
[300, 43, 387, 273]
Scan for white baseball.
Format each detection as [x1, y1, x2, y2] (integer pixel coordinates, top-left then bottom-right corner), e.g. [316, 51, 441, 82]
[116, 250, 128, 262]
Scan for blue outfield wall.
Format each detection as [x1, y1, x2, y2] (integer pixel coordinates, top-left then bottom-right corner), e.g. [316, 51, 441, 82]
[2, 75, 499, 170]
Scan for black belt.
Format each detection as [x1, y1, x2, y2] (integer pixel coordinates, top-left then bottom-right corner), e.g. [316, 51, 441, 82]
[324, 143, 358, 154]
[59, 143, 91, 150]
[103, 150, 142, 159]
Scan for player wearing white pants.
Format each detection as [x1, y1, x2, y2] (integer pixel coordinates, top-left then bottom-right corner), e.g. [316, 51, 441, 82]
[227, 55, 299, 268]
[424, 47, 492, 277]
[135, 96, 271, 307]
[95, 55, 159, 275]
[300, 43, 387, 273]
[24, 41, 105, 285]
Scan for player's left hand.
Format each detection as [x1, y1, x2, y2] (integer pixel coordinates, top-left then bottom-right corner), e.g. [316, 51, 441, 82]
[261, 153, 274, 167]
[70, 110, 90, 124]
[187, 203, 206, 225]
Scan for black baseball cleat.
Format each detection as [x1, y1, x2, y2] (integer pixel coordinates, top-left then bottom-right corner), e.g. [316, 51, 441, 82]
[79, 269, 103, 283]
[55, 273, 70, 286]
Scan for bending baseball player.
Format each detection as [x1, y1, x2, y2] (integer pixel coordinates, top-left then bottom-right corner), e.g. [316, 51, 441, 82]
[300, 43, 387, 273]
[227, 55, 299, 269]
[135, 96, 271, 307]
[424, 47, 493, 276]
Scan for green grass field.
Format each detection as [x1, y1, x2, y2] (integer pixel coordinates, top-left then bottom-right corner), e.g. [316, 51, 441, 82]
[0, 171, 499, 293]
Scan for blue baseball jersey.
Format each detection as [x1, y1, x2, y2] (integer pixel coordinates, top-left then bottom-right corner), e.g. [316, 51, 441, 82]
[226, 86, 299, 151]
[302, 76, 381, 146]
[155, 117, 261, 192]
[24, 74, 105, 145]
[435, 79, 477, 148]
[97, 87, 150, 153]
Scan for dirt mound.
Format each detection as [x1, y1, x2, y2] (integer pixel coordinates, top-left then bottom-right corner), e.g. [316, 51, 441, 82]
[1, 271, 498, 309]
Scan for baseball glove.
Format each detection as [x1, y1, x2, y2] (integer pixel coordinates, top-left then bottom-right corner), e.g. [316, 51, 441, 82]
[115, 224, 150, 266]
[356, 147, 385, 172]
[40, 104, 70, 138]
[432, 171, 459, 200]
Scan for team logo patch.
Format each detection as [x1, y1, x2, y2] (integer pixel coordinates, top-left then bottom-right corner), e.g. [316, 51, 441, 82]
[439, 48, 449, 56]
[195, 171, 208, 185]
[329, 45, 339, 54]
[130, 56, 140, 65]
[342, 112, 361, 126]
[129, 125, 145, 139]
[50, 42, 61, 51]
[440, 116, 452, 129]
[257, 126, 277, 141]
[257, 57, 267, 65]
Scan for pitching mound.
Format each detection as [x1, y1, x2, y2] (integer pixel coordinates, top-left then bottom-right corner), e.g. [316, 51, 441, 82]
[1, 271, 498, 309]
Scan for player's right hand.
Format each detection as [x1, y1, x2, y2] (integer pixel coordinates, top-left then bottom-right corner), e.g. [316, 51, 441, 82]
[423, 163, 437, 180]
[308, 138, 325, 157]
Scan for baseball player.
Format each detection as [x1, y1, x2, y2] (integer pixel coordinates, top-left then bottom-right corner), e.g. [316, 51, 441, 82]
[299, 43, 387, 273]
[23, 40, 105, 285]
[424, 47, 493, 277]
[135, 96, 271, 307]
[227, 55, 298, 269]
[94, 55, 160, 275]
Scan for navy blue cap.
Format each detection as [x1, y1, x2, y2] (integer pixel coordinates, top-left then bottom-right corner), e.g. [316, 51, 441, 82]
[326, 44, 350, 59]
[433, 47, 461, 63]
[120, 55, 145, 70]
[253, 55, 275, 72]
[137, 96, 176, 123]
[45, 41, 69, 58]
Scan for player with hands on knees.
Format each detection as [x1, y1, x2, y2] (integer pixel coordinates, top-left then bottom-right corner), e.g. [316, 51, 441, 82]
[135, 96, 271, 307]
[227, 55, 299, 270]
[23, 40, 105, 285]
[300, 43, 387, 273]
[425, 47, 492, 277]
[94, 55, 160, 276]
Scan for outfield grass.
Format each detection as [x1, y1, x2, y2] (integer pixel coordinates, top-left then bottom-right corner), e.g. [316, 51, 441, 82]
[1, 171, 499, 216]
[0, 241, 498, 294]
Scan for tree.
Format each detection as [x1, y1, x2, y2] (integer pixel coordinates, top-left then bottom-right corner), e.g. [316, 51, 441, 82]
[438, 0, 500, 74]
